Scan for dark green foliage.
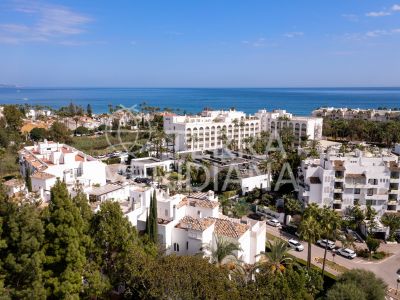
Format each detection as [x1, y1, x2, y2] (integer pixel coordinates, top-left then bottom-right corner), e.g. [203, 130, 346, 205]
[326, 282, 367, 300]
[242, 265, 321, 299]
[144, 255, 239, 300]
[327, 269, 386, 300]
[30, 127, 48, 141]
[49, 122, 71, 143]
[146, 190, 158, 243]
[323, 118, 400, 147]
[25, 167, 32, 192]
[3, 105, 23, 131]
[75, 126, 89, 135]
[366, 236, 380, 255]
[87, 104, 92, 117]
[42, 180, 88, 298]
[0, 184, 46, 299]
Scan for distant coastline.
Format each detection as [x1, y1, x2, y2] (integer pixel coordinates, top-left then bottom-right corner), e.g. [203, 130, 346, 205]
[0, 87, 400, 116]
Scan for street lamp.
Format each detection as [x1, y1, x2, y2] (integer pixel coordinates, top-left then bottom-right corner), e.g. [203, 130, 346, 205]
[396, 276, 400, 295]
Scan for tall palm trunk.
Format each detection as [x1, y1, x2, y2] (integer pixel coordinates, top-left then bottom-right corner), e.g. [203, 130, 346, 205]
[307, 240, 312, 269]
[321, 242, 328, 275]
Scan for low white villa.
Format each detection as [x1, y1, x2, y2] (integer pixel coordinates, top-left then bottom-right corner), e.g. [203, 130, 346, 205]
[18, 140, 107, 201]
[130, 157, 175, 177]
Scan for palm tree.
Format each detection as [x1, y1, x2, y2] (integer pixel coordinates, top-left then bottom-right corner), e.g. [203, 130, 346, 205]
[299, 215, 321, 269]
[204, 235, 242, 268]
[320, 207, 342, 276]
[381, 214, 400, 241]
[257, 239, 292, 274]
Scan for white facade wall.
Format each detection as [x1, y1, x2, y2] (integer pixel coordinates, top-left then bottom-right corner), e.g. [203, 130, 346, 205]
[240, 174, 270, 193]
[298, 150, 400, 214]
[255, 109, 323, 142]
[164, 110, 261, 152]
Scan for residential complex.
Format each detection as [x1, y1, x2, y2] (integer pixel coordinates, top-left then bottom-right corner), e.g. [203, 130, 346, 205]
[164, 109, 323, 152]
[312, 107, 400, 122]
[18, 140, 107, 201]
[123, 190, 266, 264]
[255, 109, 323, 142]
[298, 147, 400, 215]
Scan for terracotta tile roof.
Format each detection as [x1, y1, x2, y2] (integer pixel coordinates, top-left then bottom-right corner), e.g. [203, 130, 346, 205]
[75, 154, 84, 162]
[208, 217, 249, 239]
[176, 216, 214, 231]
[31, 172, 55, 180]
[3, 178, 24, 187]
[346, 173, 365, 179]
[186, 197, 219, 209]
[177, 198, 188, 209]
[61, 147, 73, 154]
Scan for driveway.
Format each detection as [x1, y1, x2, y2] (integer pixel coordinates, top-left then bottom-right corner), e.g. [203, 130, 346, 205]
[266, 225, 400, 290]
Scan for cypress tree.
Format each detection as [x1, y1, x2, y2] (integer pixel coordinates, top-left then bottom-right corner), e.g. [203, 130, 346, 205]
[145, 190, 158, 243]
[25, 167, 32, 192]
[151, 190, 158, 243]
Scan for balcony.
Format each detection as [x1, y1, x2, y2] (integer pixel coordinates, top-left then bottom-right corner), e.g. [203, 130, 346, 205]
[334, 188, 343, 193]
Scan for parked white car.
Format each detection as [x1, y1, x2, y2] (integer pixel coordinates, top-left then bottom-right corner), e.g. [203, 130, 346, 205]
[337, 248, 356, 259]
[267, 218, 281, 227]
[316, 239, 335, 250]
[288, 239, 304, 251]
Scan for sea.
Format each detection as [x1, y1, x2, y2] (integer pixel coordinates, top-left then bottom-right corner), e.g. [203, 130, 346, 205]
[0, 87, 399, 116]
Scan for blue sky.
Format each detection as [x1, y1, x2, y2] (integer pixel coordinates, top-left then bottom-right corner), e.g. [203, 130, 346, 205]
[0, 0, 400, 87]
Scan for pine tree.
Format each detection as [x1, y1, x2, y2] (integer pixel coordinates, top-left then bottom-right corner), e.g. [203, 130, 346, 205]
[0, 183, 46, 299]
[90, 201, 144, 294]
[42, 180, 88, 298]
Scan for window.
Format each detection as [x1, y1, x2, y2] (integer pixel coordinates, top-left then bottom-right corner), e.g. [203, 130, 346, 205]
[186, 241, 189, 250]
[173, 243, 180, 252]
[354, 188, 360, 195]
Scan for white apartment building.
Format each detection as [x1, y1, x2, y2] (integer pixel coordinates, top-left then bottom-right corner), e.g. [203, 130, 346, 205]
[255, 109, 323, 142]
[298, 148, 400, 215]
[164, 109, 323, 152]
[119, 189, 266, 264]
[163, 109, 261, 152]
[18, 140, 107, 201]
[312, 107, 400, 122]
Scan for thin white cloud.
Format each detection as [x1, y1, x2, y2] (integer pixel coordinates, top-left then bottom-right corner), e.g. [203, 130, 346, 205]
[284, 31, 304, 38]
[241, 37, 276, 48]
[366, 11, 391, 17]
[330, 51, 355, 56]
[342, 14, 358, 22]
[165, 31, 184, 36]
[0, 1, 92, 44]
[392, 4, 400, 11]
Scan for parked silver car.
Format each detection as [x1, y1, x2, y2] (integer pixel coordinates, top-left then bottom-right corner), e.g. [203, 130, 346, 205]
[288, 239, 304, 251]
[337, 248, 357, 259]
[316, 239, 335, 250]
[266, 218, 281, 227]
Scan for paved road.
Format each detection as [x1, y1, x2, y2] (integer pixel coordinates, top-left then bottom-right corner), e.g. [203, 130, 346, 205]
[266, 225, 400, 290]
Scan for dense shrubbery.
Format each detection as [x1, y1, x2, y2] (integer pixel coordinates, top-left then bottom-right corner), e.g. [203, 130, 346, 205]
[323, 118, 400, 146]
